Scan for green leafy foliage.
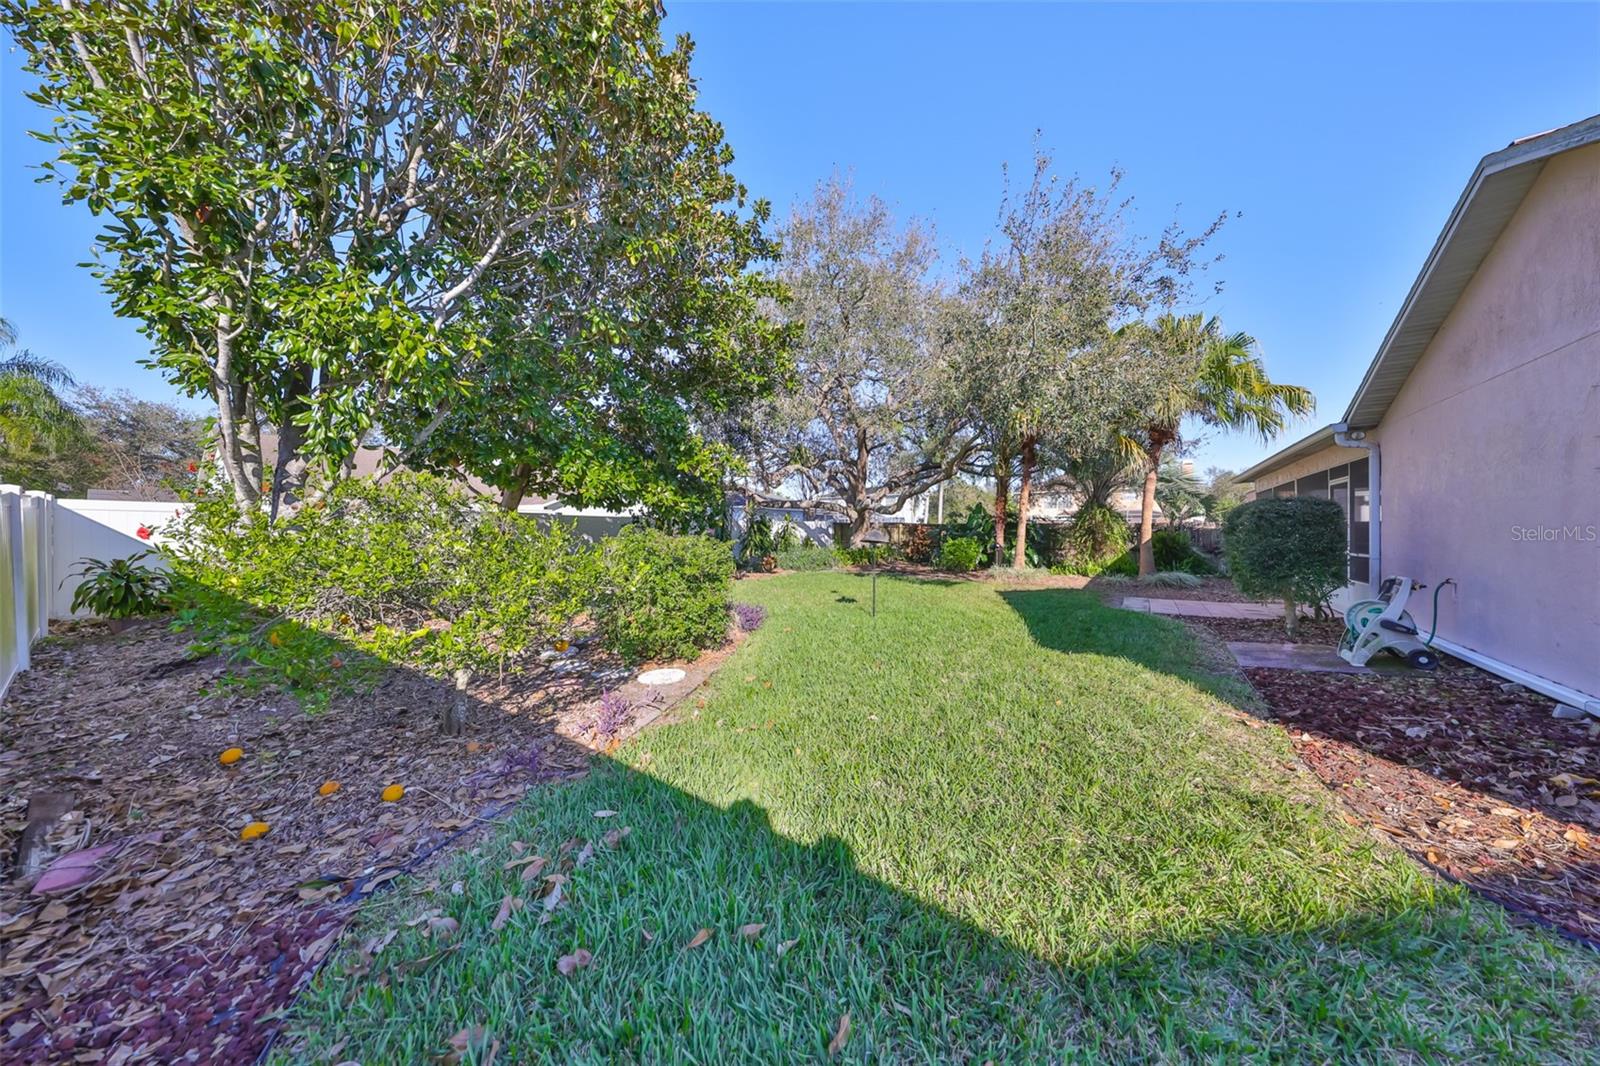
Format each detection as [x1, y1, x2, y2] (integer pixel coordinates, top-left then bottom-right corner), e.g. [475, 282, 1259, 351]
[835, 545, 897, 567]
[943, 504, 996, 565]
[1225, 497, 1347, 620]
[3, 0, 789, 511]
[592, 527, 734, 663]
[1054, 503, 1131, 574]
[167, 579, 373, 713]
[66, 551, 170, 619]
[165, 473, 599, 687]
[773, 544, 838, 572]
[938, 536, 983, 572]
[739, 514, 793, 568]
[1150, 529, 1218, 575]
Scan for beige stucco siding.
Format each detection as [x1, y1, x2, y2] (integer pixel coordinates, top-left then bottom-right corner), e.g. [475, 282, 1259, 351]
[1376, 142, 1600, 699]
[1247, 442, 1368, 496]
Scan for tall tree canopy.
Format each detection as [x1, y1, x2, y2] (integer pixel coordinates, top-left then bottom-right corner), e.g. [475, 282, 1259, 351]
[4, 0, 790, 514]
[744, 178, 973, 544]
[951, 152, 1226, 566]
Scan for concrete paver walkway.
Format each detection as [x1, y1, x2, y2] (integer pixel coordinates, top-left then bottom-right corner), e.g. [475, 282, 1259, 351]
[1120, 596, 1297, 620]
[1226, 641, 1371, 673]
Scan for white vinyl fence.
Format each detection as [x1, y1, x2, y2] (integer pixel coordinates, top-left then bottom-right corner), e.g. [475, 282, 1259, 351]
[0, 486, 182, 699]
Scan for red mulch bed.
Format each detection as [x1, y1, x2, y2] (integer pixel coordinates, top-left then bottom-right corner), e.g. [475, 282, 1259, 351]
[1187, 615, 1349, 646]
[1244, 661, 1600, 943]
[0, 619, 706, 1064]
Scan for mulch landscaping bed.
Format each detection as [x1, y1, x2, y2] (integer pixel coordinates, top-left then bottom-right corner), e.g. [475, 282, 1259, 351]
[0, 619, 717, 1064]
[1242, 660, 1600, 944]
[1186, 615, 1349, 646]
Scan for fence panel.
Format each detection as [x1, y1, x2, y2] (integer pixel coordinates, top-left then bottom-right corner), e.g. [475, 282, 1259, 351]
[0, 489, 184, 697]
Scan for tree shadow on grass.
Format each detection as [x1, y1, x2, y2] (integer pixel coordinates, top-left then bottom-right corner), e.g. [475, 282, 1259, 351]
[2, 578, 615, 1064]
[274, 749, 1598, 1064]
[12, 578, 1593, 1063]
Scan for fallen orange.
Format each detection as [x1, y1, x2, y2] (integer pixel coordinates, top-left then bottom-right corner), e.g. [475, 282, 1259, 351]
[219, 747, 244, 766]
[240, 821, 270, 841]
[381, 784, 405, 802]
[318, 780, 341, 797]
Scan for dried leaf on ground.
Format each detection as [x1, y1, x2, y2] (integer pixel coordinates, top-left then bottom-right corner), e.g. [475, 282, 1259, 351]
[556, 948, 593, 976]
[828, 1012, 851, 1056]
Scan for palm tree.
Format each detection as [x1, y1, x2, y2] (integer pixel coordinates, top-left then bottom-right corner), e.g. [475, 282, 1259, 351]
[1155, 459, 1205, 528]
[0, 317, 84, 486]
[1124, 314, 1313, 576]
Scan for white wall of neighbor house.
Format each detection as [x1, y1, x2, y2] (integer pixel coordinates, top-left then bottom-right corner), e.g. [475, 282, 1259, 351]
[1373, 142, 1600, 703]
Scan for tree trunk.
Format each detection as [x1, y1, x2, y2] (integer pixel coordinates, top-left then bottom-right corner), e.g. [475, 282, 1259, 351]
[1283, 592, 1299, 638]
[211, 316, 259, 508]
[441, 669, 472, 736]
[270, 367, 315, 521]
[1137, 444, 1162, 577]
[499, 464, 533, 511]
[992, 468, 1009, 567]
[846, 507, 870, 547]
[1012, 436, 1036, 570]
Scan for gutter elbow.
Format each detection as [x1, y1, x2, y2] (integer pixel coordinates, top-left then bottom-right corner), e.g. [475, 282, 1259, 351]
[1332, 423, 1376, 451]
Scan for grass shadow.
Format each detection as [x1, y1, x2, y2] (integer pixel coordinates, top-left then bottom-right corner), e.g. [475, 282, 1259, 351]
[11, 574, 1595, 1062]
[272, 575, 1599, 1061]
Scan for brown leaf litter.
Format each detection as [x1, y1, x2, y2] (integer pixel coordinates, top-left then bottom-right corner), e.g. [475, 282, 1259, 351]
[0, 618, 722, 1063]
[1236, 653, 1599, 943]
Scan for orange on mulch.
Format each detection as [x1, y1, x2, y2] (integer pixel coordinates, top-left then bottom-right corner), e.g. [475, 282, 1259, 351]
[1243, 661, 1599, 943]
[0, 620, 671, 1064]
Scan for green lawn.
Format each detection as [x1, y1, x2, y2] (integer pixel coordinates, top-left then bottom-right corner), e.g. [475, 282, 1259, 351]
[281, 574, 1598, 1063]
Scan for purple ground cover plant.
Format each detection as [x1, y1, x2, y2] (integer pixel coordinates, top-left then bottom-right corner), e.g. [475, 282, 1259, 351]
[732, 602, 766, 632]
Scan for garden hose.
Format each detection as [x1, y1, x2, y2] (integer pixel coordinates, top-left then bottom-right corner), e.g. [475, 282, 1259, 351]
[1424, 578, 1456, 647]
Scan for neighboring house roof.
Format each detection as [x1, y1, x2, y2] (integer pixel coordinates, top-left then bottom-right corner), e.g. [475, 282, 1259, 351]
[1241, 113, 1600, 478]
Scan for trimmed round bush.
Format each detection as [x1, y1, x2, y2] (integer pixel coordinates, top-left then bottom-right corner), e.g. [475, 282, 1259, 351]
[593, 527, 734, 662]
[1224, 497, 1347, 633]
[938, 536, 982, 572]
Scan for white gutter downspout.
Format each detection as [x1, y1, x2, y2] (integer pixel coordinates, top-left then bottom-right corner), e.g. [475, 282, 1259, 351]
[1331, 423, 1379, 585]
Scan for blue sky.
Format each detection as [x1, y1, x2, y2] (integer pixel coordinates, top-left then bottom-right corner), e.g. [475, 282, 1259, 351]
[3, 2, 1598, 475]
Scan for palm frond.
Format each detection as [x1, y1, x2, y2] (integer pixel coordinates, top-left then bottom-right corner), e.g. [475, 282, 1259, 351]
[0, 350, 76, 389]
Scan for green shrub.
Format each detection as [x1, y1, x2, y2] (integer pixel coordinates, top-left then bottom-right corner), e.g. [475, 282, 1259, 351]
[592, 526, 733, 662]
[165, 472, 599, 689]
[774, 544, 837, 571]
[1053, 504, 1131, 574]
[67, 550, 171, 620]
[1224, 497, 1347, 634]
[835, 544, 897, 567]
[1151, 528, 1218, 575]
[1138, 570, 1203, 589]
[939, 536, 982, 572]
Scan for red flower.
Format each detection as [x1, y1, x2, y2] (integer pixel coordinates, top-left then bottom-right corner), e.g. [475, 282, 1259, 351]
[136, 525, 152, 540]
[187, 462, 198, 473]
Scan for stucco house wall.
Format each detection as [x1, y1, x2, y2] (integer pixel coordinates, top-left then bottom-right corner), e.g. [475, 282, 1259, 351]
[1375, 142, 1600, 698]
[1247, 442, 1367, 495]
